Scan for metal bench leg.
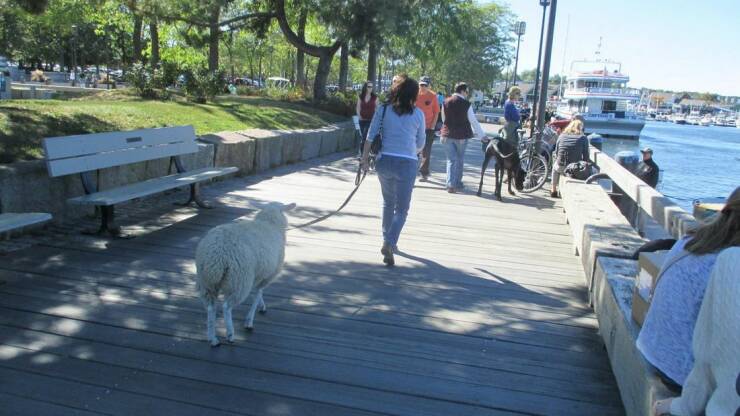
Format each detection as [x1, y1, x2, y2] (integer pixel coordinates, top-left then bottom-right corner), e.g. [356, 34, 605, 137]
[175, 184, 212, 209]
[84, 206, 130, 238]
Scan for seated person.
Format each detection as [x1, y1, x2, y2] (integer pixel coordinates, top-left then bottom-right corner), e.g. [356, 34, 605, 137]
[636, 147, 660, 188]
[550, 118, 589, 198]
[637, 187, 740, 390]
[653, 247, 740, 416]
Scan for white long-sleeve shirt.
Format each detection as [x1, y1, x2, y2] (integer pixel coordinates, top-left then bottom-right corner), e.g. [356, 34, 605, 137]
[441, 93, 486, 140]
[669, 247, 740, 416]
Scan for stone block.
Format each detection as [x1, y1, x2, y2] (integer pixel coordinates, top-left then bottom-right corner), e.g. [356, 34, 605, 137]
[279, 130, 304, 165]
[319, 127, 340, 156]
[240, 129, 283, 172]
[592, 257, 672, 416]
[560, 180, 646, 297]
[0, 160, 92, 221]
[301, 131, 322, 161]
[199, 132, 254, 175]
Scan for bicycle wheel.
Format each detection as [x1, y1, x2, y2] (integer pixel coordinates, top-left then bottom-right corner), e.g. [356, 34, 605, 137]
[519, 152, 549, 193]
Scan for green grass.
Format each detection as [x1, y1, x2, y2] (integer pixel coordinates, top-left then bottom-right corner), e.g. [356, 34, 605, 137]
[0, 94, 344, 163]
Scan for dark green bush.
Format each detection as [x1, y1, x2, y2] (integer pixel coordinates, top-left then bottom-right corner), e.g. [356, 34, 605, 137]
[125, 63, 165, 99]
[183, 68, 226, 103]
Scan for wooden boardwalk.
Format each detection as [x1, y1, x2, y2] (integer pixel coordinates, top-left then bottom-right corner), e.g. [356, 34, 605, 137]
[0, 132, 624, 415]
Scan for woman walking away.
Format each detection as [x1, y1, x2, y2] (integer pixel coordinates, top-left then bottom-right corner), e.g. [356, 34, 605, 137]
[550, 118, 589, 198]
[440, 82, 487, 193]
[360, 77, 426, 266]
[637, 186, 740, 390]
[503, 86, 522, 146]
[356, 81, 377, 153]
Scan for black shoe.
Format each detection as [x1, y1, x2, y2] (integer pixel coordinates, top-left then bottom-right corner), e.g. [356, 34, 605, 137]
[381, 242, 395, 266]
[550, 191, 560, 198]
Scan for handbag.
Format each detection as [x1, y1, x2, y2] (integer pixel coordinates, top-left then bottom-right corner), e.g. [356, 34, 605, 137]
[370, 104, 388, 155]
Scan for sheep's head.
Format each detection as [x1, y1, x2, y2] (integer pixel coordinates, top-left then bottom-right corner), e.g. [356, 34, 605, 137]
[255, 202, 296, 229]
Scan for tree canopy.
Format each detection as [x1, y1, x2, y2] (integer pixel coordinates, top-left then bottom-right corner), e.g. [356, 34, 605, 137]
[1, 0, 516, 100]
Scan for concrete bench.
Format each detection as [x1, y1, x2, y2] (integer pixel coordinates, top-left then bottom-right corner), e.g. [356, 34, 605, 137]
[43, 126, 238, 236]
[0, 212, 52, 237]
[559, 179, 647, 303]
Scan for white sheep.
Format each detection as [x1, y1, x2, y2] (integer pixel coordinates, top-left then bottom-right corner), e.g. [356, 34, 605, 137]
[195, 202, 295, 347]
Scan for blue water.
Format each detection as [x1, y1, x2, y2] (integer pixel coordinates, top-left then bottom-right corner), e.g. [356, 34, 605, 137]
[601, 121, 740, 212]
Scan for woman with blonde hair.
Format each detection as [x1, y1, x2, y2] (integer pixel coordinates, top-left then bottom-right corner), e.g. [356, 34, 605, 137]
[550, 118, 589, 197]
[502, 86, 522, 145]
[637, 186, 740, 393]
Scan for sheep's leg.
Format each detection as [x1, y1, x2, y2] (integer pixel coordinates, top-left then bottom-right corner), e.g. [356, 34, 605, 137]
[244, 293, 261, 331]
[206, 300, 220, 347]
[258, 289, 267, 314]
[223, 301, 235, 343]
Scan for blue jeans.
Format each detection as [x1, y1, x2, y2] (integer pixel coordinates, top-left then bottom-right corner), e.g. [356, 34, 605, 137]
[444, 138, 468, 189]
[375, 155, 417, 246]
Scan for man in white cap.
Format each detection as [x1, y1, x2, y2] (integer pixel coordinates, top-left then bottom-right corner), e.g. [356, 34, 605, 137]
[636, 147, 659, 188]
[415, 76, 440, 181]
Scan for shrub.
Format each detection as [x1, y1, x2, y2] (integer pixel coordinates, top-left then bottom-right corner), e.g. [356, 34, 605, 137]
[125, 63, 165, 99]
[183, 68, 226, 103]
[314, 90, 357, 117]
[159, 60, 182, 88]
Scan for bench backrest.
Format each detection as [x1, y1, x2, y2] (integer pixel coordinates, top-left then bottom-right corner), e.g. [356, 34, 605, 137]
[43, 126, 198, 177]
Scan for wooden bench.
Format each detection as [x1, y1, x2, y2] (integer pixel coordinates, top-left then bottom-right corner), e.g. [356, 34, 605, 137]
[0, 212, 52, 238]
[43, 126, 238, 236]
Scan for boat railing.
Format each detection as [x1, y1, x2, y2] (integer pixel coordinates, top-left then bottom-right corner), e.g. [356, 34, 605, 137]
[566, 87, 641, 96]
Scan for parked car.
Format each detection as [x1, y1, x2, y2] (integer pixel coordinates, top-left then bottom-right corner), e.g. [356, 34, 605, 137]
[266, 77, 291, 89]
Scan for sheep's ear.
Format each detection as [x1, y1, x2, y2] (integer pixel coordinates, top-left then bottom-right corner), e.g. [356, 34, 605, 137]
[283, 203, 297, 211]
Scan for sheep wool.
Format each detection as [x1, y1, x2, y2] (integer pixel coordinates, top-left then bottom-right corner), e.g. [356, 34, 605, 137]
[195, 202, 293, 346]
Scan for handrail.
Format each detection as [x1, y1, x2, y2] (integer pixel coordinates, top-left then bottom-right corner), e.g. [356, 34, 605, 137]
[589, 146, 697, 239]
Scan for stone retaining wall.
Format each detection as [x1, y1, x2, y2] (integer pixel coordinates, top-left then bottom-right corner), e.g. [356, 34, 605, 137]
[0, 122, 356, 221]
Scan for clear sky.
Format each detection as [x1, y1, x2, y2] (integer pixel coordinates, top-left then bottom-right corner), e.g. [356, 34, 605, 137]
[489, 0, 740, 96]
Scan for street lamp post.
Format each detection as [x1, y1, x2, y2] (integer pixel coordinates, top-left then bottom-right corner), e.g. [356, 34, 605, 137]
[535, 0, 557, 146]
[71, 25, 78, 87]
[530, 0, 550, 135]
[511, 21, 526, 86]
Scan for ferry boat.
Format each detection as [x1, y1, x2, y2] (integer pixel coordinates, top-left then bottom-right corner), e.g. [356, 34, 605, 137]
[557, 59, 645, 139]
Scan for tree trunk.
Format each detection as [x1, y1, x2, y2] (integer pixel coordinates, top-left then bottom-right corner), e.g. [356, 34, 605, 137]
[313, 54, 333, 100]
[132, 15, 143, 63]
[273, 0, 341, 100]
[295, 8, 307, 88]
[149, 20, 159, 67]
[338, 42, 349, 91]
[367, 38, 378, 85]
[208, 5, 221, 72]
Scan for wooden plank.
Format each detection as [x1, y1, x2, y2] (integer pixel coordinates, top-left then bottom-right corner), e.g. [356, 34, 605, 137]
[47, 141, 197, 178]
[43, 126, 196, 159]
[0, 286, 610, 371]
[0, 331, 518, 416]
[0, 319, 621, 415]
[0, 366, 241, 416]
[0, 392, 104, 416]
[0, 301, 614, 386]
[0, 213, 51, 233]
[67, 167, 238, 206]
[0, 138, 625, 414]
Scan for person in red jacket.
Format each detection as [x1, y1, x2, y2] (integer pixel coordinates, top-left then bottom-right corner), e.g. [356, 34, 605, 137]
[415, 76, 440, 181]
[356, 81, 377, 152]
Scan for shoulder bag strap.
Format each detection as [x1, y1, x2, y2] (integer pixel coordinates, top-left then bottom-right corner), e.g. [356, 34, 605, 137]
[379, 104, 388, 136]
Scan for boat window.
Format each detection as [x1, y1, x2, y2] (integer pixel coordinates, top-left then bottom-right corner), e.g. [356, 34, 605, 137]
[602, 101, 617, 112]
